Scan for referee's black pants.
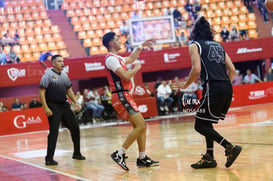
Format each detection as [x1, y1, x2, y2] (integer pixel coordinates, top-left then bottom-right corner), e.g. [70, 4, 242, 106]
[46, 102, 81, 161]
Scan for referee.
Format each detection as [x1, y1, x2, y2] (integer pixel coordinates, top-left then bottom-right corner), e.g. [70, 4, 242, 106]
[39, 55, 85, 166]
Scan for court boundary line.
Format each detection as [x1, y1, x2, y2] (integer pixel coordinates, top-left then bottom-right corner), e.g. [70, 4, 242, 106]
[0, 155, 91, 181]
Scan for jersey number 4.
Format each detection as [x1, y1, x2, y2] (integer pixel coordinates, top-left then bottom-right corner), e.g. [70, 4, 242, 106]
[207, 45, 225, 64]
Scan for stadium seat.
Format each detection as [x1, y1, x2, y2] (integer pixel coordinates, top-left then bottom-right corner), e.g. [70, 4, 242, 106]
[248, 29, 258, 38]
[84, 39, 92, 47]
[78, 31, 87, 40]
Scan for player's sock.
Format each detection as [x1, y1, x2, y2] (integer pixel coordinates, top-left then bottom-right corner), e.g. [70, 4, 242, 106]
[118, 147, 126, 157]
[206, 147, 214, 157]
[139, 151, 146, 159]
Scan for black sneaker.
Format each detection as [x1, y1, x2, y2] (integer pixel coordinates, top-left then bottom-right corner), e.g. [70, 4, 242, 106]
[111, 150, 129, 171]
[191, 153, 217, 169]
[72, 154, 86, 160]
[45, 160, 58, 166]
[225, 145, 242, 168]
[136, 156, 160, 168]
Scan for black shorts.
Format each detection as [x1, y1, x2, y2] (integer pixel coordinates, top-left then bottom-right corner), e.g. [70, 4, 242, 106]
[196, 81, 232, 123]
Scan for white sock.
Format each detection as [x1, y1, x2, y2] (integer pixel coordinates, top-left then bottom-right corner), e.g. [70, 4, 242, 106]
[139, 152, 146, 159]
[118, 147, 126, 156]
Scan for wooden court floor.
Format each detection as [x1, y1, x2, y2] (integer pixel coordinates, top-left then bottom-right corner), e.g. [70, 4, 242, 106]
[0, 103, 273, 181]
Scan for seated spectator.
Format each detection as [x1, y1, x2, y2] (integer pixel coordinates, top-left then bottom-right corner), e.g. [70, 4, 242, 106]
[197, 79, 203, 89]
[0, 102, 8, 112]
[193, 0, 201, 13]
[243, 69, 262, 84]
[232, 70, 243, 85]
[7, 46, 20, 63]
[12, 98, 23, 110]
[29, 96, 42, 108]
[1, 31, 12, 48]
[0, 47, 7, 65]
[170, 77, 181, 112]
[22, 103, 28, 109]
[125, 35, 132, 52]
[264, 68, 273, 82]
[101, 87, 115, 120]
[220, 26, 229, 42]
[84, 88, 105, 123]
[119, 20, 129, 36]
[131, 10, 141, 19]
[178, 31, 188, 46]
[173, 7, 183, 29]
[12, 29, 20, 46]
[164, 7, 172, 16]
[39, 51, 53, 68]
[230, 25, 239, 41]
[157, 80, 174, 113]
[240, 30, 248, 40]
[75, 91, 84, 106]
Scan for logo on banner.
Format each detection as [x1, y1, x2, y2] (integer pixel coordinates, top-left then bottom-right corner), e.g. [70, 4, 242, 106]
[84, 62, 105, 71]
[138, 105, 148, 113]
[163, 53, 180, 63]
[13, 115, 42, 129]
[7, 68, 26, 81]
[237, 48, 262, 54]
[248, 90, 267, 100]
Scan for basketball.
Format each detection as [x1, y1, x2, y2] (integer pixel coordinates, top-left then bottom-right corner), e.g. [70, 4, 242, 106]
[265, 0, 273, 12]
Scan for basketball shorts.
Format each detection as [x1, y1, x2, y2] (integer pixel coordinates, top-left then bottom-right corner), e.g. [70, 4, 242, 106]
[196, 81, 232, 123]
[111, 91, 139, 120]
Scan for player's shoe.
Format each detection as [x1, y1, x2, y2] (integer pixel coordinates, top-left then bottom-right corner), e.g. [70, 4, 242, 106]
[111, 150, 129, 171]
[191, 153, 217, 169]
[136, 156, 160, 168]
[225, 145, 242, 168]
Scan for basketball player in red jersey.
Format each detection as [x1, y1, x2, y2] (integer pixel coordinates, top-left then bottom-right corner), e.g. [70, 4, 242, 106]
[102, 32, 159, 171]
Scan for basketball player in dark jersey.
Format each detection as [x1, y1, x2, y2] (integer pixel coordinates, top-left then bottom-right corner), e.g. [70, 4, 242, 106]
[102, 32, 159, 171]
[175, 17, 242, 169]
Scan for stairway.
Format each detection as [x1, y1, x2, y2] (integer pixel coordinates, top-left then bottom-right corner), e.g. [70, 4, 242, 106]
[252, 5, 273, 38]
[47, 9, 87, 57]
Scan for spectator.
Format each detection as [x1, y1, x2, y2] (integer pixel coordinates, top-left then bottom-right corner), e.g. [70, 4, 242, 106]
[75, 91, 84, 106]
[164, 7, 172, 16]
[257, 0, 269, 23]
[84, 88, 105, 123]
[178, 31, 188, 46]
[184, 1, 194, 17]
[29, 96, 42, 108]
[264, 68, 273, 82]
[119, 20, 129, 36]
[193, 0, 201, 13]
[101, 87, 115, 120]
[157, 80, 174, 113]
[2, 31, 12, 48]
[173, 7, 183, 29]
[0, 102, 6, 112]
[7, 46, 20, 63]
[12, 29, 20, 46]
[220, 26, 229, 42]
[39, 51, 53, 68]
[131, 10, 141, 19]
[125, 35, 132, 52]
[197, 79, 203, 89]
[170, 77, 181, 112]
[244, 0, 253, 12]
[232, 70, 243, 85]
[243, 69, 262, 84]
[239, 29, 248, 40]
[0, 47, 7, 65]
[12, 98, 23, 110]
[22, 103, 28, 109]
[0, 0, 5, 8]
[230, 25, 239, 41]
